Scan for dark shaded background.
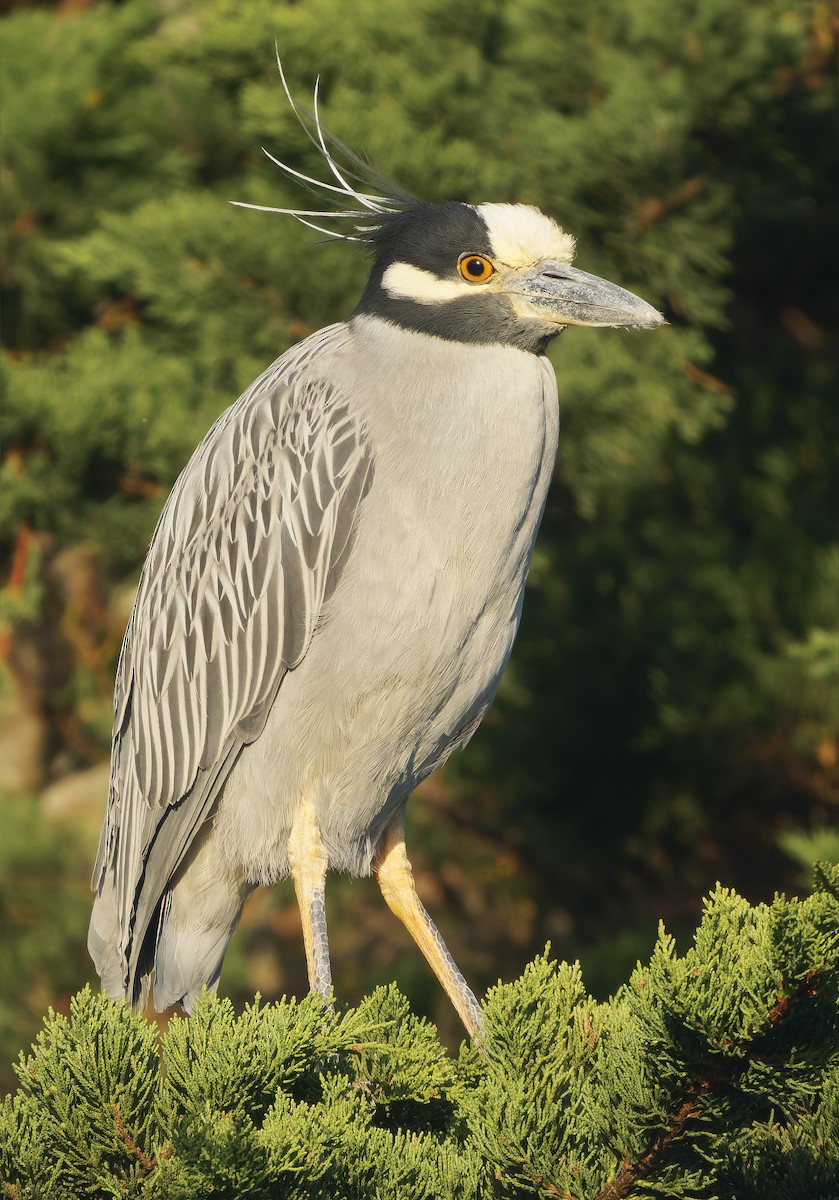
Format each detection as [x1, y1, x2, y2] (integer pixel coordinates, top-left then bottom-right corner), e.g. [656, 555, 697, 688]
[2, 0, 837, 1093]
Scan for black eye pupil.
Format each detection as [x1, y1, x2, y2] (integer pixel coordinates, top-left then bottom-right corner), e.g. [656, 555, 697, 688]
[466, 258, 486, 277]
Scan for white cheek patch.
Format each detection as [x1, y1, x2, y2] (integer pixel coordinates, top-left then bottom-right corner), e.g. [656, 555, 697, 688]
[477, 203, 576, 267]
[381, 262, 474, 305]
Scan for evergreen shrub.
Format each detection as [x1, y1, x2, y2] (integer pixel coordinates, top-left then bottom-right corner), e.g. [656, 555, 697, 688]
[3, 867, 837, 1199]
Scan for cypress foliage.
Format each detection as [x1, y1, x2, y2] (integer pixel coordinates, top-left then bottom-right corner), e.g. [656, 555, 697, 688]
[3, 867, 837, 1199]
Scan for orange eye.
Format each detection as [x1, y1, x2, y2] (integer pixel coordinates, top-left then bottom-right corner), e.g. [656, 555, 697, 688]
[458, 254, 495, 282]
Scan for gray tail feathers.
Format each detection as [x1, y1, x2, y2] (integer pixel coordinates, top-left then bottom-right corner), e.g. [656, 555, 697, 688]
[151, 853, 252, 1011]
[88, 876, 152, 1012]
[152, 905, 236, 1012]
[89, 837, 252, 1013]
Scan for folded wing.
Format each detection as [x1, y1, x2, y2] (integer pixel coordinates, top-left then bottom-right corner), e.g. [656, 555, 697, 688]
[89, 326, 372, 1005]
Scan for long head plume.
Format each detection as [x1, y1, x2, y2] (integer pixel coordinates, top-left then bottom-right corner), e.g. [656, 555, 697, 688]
[232, 49, 417, 242]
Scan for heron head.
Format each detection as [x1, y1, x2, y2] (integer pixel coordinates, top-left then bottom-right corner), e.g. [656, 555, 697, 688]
[354, 199, 664, 352]
[233, 54, 665, 353]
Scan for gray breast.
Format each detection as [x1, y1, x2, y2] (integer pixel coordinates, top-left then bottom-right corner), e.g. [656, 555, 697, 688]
[216, 319, 559, 879]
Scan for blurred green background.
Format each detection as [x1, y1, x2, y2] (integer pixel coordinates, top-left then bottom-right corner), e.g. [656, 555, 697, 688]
[1, 0, 837, 1095]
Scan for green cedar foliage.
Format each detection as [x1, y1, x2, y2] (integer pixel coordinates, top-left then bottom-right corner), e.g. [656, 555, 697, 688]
[3, 868, 838, 1199]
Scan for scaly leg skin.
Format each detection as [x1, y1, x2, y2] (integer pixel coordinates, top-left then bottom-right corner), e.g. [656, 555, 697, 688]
[374, 811, 484, 1039]
[288, 796, 332, 997]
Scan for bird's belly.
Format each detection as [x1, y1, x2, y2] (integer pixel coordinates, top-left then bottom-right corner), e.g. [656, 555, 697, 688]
[322, 528, 528, 789]
[218, 342, 558, 879]
[224, 524, 531, 877]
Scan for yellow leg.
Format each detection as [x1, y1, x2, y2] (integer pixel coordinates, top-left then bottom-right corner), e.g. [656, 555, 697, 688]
[288, 796, 332, 997]
[374, 811, 483, 1039]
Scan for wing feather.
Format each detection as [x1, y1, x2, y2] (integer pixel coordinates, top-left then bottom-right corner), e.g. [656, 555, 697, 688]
[90, 324, 372, 1002]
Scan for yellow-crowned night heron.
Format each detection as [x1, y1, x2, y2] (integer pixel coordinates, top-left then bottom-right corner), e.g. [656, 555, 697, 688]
[89, 59, 664, 1038]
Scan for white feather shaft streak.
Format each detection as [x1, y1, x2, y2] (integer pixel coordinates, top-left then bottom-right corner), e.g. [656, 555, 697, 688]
[293, 216, 362, 241]
[312, 76, 374, 211]
[230, 201, 367, 219]
[228, 201, 362, 238]
[260, 147, 388, 208]
[273, 47, 387, 215]
[274, 44, 328, 158]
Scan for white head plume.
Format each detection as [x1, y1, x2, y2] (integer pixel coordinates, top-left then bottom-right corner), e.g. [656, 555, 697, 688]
[231, 49, 414, 242]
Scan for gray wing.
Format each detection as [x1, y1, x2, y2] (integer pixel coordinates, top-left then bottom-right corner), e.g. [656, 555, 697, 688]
[90, 324, 372, 1003]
